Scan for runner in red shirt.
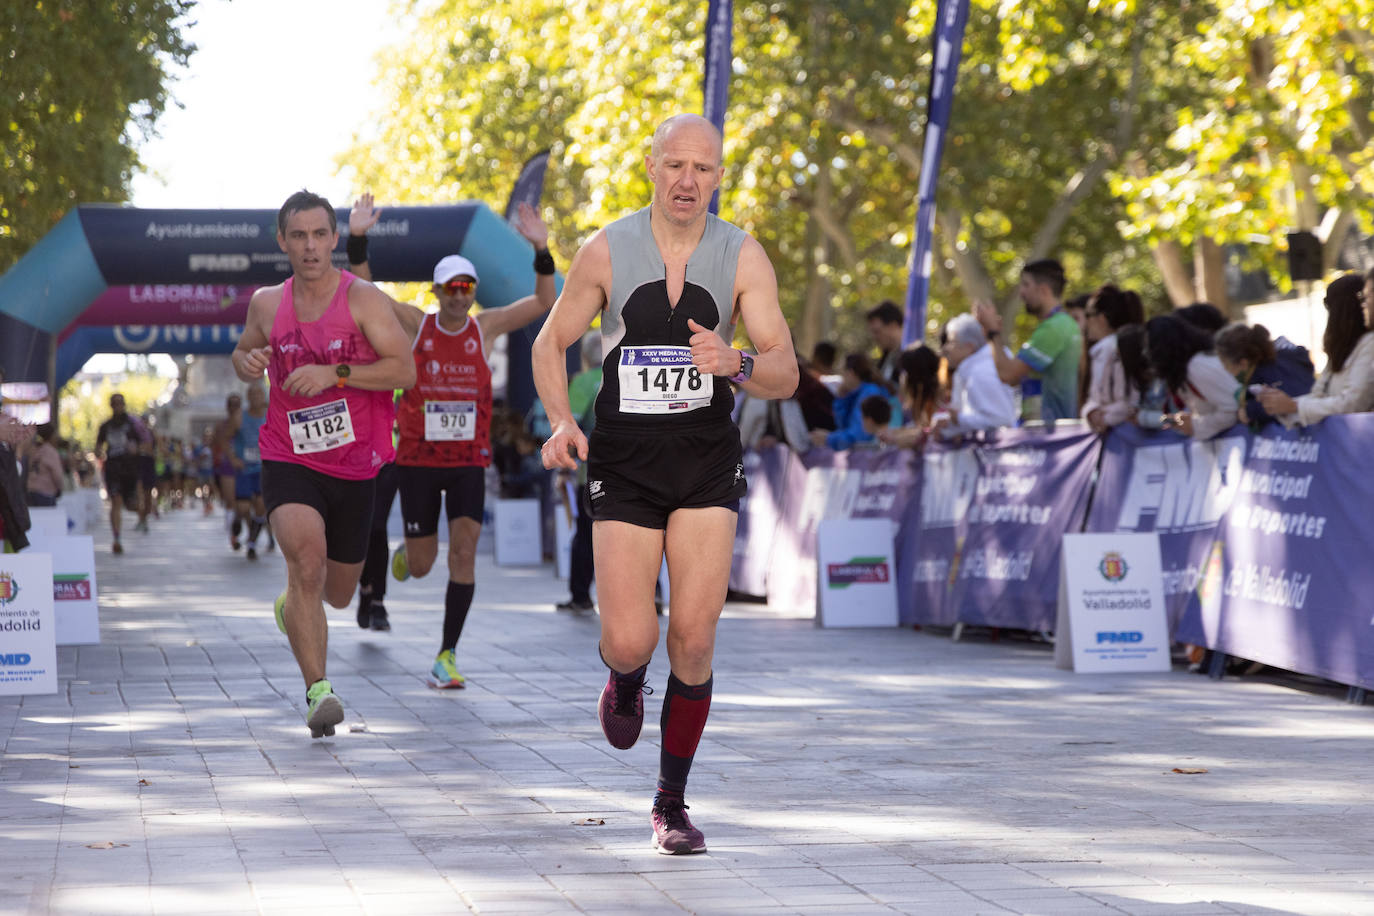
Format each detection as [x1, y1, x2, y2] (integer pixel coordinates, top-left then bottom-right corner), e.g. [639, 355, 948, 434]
[231, 190, 415, 739]
[347, 195, 555, 688]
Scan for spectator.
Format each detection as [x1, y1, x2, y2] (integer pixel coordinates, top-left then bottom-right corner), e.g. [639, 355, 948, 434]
[1176, 302, 1227, 334]
[1145, 314, 1241, 439]
[858, 395, 893, 444]
[1063, 293, 1091, 335]
[24, 422, 64, 507]
[865, 300, 905, 389]
[1116, 324, 1175, 429]
[0, 364, 33, 551]
[736, 358, 813, 453]
[794, 354, 837, 431]
[878, 344, 943, 449]
[1257, 273, 1374, 428]
[932, 314, 1018, 439]
[1213, 323, 1314, 429]
[811, 352, 891, 451]
[810, 340, 841, 393]
[556, 331, 603, 613]
[1080, 285, 1146, 434]
[974, 258, 1082, 422]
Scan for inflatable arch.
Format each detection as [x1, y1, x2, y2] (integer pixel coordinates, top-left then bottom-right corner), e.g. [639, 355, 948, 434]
[0, 203, 566, 409]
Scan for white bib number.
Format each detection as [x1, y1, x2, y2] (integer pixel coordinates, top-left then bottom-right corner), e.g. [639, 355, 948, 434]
[424, 400, 476, 441]
[287, 399, 355, 454]
[617, 346, 712, 415]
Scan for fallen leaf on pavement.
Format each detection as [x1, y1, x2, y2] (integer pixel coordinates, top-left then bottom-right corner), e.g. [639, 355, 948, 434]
[1171, 767, 1208, 774]
[138, 779, 150, 786]
[85, 842, 129, 849]
[573, 818, 606, 826]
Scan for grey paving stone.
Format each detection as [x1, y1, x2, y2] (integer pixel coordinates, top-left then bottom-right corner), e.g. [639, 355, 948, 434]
[6, 509, 1374, 915]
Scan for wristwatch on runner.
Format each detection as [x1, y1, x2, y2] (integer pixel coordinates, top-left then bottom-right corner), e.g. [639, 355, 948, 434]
[335, 364, 351, 388]
[730, 351, 754, 384]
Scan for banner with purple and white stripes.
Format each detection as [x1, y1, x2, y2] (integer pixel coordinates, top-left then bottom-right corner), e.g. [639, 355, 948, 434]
[902, 0, 971, 345]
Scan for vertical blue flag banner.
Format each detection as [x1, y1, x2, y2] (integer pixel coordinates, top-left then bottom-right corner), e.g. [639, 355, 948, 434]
[702, 0, 733, 214]
[504, 150, 552, 222]
[903, 0, 971, 346]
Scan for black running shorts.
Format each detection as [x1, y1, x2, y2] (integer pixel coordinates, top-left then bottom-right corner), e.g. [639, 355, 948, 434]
[586, 421, 745, 530]
[397, 464, 486, 538]
[262, 460, 376, 564]
[103, 457, 139, 504]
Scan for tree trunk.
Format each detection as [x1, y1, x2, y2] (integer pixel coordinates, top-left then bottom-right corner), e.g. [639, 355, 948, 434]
[795, 215, 834, 356]
[1193, 237, 1229, 314]
[1152, 240, 1195, 307]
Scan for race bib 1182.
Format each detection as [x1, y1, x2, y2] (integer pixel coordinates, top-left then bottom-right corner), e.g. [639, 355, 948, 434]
[287, 399, 355, 454]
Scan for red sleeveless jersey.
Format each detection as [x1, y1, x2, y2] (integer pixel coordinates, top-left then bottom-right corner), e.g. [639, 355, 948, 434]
[395, 313, 493, 467]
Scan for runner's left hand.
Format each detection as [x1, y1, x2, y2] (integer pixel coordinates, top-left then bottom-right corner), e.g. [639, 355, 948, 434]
[350, 193, 381, 237]
[511, 201, 549, 249]
[281, 364, 338, 398]
[686, 318, 738, 376]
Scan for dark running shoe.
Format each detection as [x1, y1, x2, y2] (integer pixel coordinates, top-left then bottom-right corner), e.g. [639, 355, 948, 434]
[369, 603, 391, 632]
[246, 545, 257, 561]
[598, 665, 651, 750]
[355, 595, 372, 629]
[651, 799, 706, 855]
[556, 598, 595, 612]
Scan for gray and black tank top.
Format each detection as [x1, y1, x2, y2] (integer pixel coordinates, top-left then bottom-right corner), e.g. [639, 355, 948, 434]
[595, 206, 746, 431]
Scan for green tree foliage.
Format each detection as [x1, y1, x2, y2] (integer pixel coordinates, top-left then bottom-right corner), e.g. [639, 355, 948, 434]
[0, 1, 195, 270]
[59, 372, 172, 452]
[343, 1, 1374, 352]
[1110, 0, 1374, 302]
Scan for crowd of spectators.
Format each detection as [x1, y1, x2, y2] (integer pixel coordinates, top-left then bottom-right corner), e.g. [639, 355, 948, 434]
[760, 262, 1374, 459]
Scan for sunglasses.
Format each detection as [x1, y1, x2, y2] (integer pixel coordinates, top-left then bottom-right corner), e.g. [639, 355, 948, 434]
[441, 279, 476, 296]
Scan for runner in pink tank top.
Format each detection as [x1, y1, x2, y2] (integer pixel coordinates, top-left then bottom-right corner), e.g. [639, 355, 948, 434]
[258, 270, 395, 479]
[230, 190, 416, 740]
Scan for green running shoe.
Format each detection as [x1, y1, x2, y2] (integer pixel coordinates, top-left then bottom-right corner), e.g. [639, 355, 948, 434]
[391, 543, 410, 581]
[430, 649, 466, 689]
[306, 679, 344, 738]
[274, 591, 287, 634]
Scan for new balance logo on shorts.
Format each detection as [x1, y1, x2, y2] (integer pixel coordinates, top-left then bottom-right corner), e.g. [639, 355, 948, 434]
[588, 480, 604, 501]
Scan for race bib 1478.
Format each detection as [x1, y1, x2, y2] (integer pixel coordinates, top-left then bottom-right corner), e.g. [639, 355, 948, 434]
[617, 346, 713, 415]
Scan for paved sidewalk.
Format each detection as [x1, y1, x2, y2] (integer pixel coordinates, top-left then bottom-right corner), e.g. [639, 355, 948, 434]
[4, 505, 1374, 915]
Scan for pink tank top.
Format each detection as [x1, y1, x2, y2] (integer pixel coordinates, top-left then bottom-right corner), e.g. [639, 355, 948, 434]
[258, 270, 395, 479]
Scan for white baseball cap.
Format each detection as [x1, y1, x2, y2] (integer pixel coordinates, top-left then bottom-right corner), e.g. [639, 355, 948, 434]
[433, 254, 479, 285]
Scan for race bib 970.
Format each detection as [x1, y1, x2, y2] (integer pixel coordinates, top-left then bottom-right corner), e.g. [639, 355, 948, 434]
[287, 399, 355, 454]
[424, 400, 476, 441]
[617, 346, 712, 415]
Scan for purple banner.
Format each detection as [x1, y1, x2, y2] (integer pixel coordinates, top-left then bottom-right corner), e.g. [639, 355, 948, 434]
[504, 151, 551, 222]
[63, 284, 254, 336]
[897, 427, 1100, 629]
[766, 448, 919, 618]
[730, 445, 793, 596]
[702, 0, 732, 214]
[903, 0, 971, 346]
[1084, 424, 1248, 633]
[1184, 415, 1374, 689]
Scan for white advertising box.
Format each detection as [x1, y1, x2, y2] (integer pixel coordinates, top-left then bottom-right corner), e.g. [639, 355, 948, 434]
[0, 552, 57, 695]
[493, 498, 542, 566]
[1056, 532, 1170, 673]
[27, 506, 68, 540]
[816, 518, 899, 628]
[29, 536, 100, 646]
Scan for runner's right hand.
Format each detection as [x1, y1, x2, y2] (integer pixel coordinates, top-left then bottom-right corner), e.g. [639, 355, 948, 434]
[541, 421, 587, 470]
[240, 346, 271, 377]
